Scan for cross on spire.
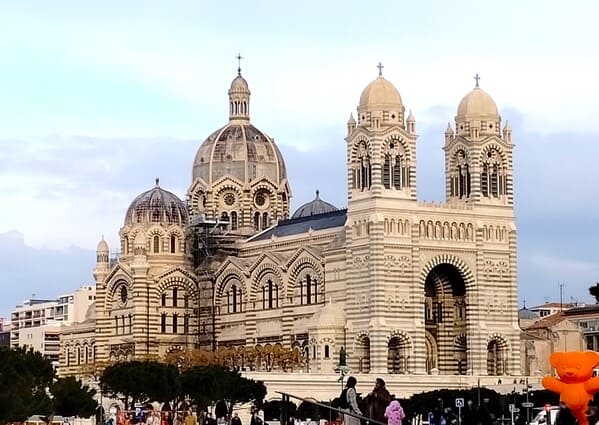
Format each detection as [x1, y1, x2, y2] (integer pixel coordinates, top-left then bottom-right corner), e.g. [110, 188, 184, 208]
[474, 73, 480, 88]
[377, 62, 384, 77]
[236, 53, 244, 76]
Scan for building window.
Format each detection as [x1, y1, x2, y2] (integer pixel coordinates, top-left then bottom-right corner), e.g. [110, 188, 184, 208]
[153, 235, 160, 253]
[128, 314, 132, 334]
[114, 317, 119, 335]
[324, 345, 330, 359]
[231, 211, 238, 230]
[172, 288, 178, 307]
[262, 212, 269, 229]
[172, 314, 178, 334]
[161, 314, 166, 333]
[301, 274, 318, 305]
[254, 212, 261, 231]
[170, 235, 177, 253]
[184, 315, 189, 334]
[161, 293, 166, 307]
[261, 279, 279, 310]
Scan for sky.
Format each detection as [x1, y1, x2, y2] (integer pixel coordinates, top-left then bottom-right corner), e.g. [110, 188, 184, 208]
[1, 0, 599, 318]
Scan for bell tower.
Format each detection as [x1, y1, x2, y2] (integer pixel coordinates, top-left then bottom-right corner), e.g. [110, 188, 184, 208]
[444, 75, 514, 205]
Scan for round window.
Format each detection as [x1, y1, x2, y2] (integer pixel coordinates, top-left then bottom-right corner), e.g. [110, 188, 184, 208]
[120, 286, 128, 304]
[255, 192, 266, 207]
[224, 193, 235, 206]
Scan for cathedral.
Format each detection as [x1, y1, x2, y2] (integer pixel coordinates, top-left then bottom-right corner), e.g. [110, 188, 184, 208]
[60, 64, 520, 385]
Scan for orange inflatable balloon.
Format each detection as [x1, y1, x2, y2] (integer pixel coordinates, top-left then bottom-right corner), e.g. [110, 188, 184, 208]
[542, 351, 599, 425]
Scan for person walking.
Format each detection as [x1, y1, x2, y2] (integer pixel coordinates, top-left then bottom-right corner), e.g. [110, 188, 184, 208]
[384, 401, 405, 425]
[185, 410, 197, 425]
[366, 378, 393, 424]
[342, 377, 362, 425]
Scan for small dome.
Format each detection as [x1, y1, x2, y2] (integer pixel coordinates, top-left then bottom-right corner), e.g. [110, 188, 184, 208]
[97, 237, 109, 253]
[84, 302, 96, 322]
[311, 301, 346, 328]
[519, 308, 539, 321]
[124, 179, 188, 226]
[456, 87, 499, 120]
[229, 74, 250, 93]
[358, 76, 403, 113]
[291, 190, 337, 219]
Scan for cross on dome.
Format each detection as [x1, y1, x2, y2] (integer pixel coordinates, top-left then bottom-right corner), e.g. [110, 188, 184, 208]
[236, 53, 244, 76]
[474, 73, 481, 88]
[377, 62, 384, 77]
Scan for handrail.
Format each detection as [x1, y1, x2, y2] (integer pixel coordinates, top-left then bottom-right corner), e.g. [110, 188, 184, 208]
[275, 391, 387, 425]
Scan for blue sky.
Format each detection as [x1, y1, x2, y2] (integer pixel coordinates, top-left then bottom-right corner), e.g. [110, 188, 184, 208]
[1, 0, 599, 317]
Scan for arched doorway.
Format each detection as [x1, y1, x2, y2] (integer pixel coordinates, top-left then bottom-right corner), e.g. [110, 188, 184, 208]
[387, 333, 410, 374]
[424, 263, 467, 374]
[356, 335, 371, 373]
[487, 336, 508, 375]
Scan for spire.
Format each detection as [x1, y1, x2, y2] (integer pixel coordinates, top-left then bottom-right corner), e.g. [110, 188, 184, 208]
[236, 53, 243, 76]
[155, 177, 160, 187]
[315, 189, 320, 199]
[445, 122, 454, 135]
[377, 62, 384, 77]
[474, 73, 481, 88]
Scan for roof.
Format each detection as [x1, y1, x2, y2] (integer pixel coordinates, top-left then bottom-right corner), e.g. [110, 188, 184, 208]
[523, 312, 566, 330]
[518, 308, 540, 321]
[529, 302, 578, 310]
[564, 305, 599, 316]
[250, 208, 347, 242]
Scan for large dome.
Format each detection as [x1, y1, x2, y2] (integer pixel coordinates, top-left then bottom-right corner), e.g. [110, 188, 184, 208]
[358, 76, 403, 113]
[124, 179, 188, 226]
[291, 190, 337, 219]
[192, 123, 287, 185]
[456, 87, 499, 120]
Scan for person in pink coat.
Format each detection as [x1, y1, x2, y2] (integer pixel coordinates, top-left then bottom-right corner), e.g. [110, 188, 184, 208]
[384, 400, 405, 425]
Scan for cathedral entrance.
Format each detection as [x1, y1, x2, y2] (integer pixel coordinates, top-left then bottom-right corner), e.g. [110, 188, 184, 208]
[487, 336, 508, 375]
[424, 263, 467, 375]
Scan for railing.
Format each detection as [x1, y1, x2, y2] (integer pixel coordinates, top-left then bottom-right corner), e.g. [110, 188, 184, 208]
[275, 392, 386, 425]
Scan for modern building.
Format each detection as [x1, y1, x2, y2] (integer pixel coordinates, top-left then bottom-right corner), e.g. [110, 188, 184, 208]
[0, 318, 10, 347]
[63, 65, 521, 393]
[528, 302, 580, 318]
[11, 286, 95, 366]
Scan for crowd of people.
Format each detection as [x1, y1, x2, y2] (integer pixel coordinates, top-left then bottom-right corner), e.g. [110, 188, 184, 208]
[105, 408, 245, 425]
[338, 377, 404, 425]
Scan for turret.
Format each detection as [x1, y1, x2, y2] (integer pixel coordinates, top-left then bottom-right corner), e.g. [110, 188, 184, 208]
[502, 121, 512, 143]
[445, 122, 455, 144]
[406, 110, 416, 134]
[347, 113, 356, 136]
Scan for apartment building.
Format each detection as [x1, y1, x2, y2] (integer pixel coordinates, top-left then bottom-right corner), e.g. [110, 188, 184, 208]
[10, 286, 95, 366]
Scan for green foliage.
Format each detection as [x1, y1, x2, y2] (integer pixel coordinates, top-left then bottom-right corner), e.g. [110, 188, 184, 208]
[51, 377, 98, 418]
[0, 346, 55, 425]
[101, 361, 180, 409]
[180, 366, 266, 415]
[589, 282, 599, 303]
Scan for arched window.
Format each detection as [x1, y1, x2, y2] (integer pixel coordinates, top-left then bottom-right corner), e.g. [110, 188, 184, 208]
[172, 314, 178, 334]
[128, 314, 132, 334]
[262, 212, 269, 229]
[301, 274, 318, 305]
[153, 235, 160, 253]
[324, 345, 330, 358]
[124, 236, 129, 254]
[221, 211, 229, 223]
[161, 313, 166, 333]
[183, 314, 189, 334]
[77, 346, 82, 365]
[450, 149, 471, 198]
[261, 279, 279, 310]
[66, 348, 71, 366]
[121, 316, 126, 334]
[231, 211, 238, 230]
[84, 345, 89, 364]
[481, 149, 505, 198]
[170, 235, 177, 253]
[254, 212, 261, 231]
[383, 141, 410, 190]
[161, 293, 166, 307]
[172, 288, 178, 307]
[353, 141, 372, 190]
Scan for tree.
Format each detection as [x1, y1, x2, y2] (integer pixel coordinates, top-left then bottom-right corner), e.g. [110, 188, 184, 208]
[101, 361, 180, 409]
[589, 282, 599, 303]
[0, 347, 55, 425]
[180, 366, 266, 417]
[51, 377, 98, 418]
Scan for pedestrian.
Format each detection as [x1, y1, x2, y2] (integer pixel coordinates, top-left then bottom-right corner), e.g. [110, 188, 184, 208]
[366, 378, 393, 424]
[342, 377, 362, 425]
[384, 400, 405, 425]
[231, 413, 242, 425]
[185, 410, 197, 425]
